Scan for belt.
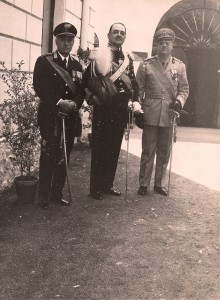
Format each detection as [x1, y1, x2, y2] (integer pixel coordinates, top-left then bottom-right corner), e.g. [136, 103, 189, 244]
[145, 93, 163, 99]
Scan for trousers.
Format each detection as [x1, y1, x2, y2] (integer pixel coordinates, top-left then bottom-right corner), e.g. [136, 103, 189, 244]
[38, 116, 75, 203]
[90, 93, 129, 194]
[139, 125, 172, 188]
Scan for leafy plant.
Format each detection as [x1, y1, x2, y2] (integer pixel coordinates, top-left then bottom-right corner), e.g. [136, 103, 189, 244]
[0, 60, 40, 177]
[77, 46, 91, 65]
[81, 102, 93, 129]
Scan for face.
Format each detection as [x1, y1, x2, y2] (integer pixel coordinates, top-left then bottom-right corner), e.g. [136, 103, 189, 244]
[157, 39, 173, 56]
[55, 35, 75, 56]
[108, 24, 126, 47]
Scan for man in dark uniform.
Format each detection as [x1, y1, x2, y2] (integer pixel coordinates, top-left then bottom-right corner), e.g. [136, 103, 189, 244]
[33, 22, 84, 209]
[83, 22, 141, 200]
[136, 28, 189, 196]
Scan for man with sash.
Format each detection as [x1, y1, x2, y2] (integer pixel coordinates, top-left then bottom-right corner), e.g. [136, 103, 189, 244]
[33, 22, 84, 209]
[83, 22, 141, 200]
[136, 28, 189, 196]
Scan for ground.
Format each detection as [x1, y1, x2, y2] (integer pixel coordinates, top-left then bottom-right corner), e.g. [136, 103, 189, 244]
[0, 136, 220, 300]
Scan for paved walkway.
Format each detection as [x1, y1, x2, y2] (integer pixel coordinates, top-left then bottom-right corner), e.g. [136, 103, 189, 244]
[121, 127, 220, 192]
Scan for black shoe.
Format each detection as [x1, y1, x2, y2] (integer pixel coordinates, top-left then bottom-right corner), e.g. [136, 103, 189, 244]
[138, 186, 147, 195]
[154, 186, 168, 196]
[90, 192, 103, 200]
[55, 198, 70, 206]
[104, 188, 121, 196]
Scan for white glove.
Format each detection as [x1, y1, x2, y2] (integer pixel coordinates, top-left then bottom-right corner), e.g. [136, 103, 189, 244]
[128, 100, 133, 111]
[133, 101, 143, 113]
[57, 99, 77, 114]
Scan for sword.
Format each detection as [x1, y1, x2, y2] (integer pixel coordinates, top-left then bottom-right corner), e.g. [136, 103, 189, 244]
[59, 112, 72, 204]
[167, 109, 179, 196]
[124, 108, 133, 201]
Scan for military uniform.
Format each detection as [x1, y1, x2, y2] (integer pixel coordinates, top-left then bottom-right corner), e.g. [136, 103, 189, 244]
[136, 28, 189, 194]
[33, 22, 84, 207]
[83, 46, 139, 197]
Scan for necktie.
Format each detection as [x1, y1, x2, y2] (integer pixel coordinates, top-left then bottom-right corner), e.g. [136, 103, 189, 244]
[63, 58, 67, 70]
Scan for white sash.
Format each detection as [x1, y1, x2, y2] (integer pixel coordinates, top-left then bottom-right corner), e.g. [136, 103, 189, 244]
[110, 53, 129, 82]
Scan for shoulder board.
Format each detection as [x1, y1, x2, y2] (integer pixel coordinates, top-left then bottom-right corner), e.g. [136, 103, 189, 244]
[70, 54, 79, 62]
[144, 56, 156, 62]
[172, 57, 183, 64]
[41, 53, 52, 58]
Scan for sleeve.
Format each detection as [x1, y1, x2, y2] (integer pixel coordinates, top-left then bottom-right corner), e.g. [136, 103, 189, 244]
[74, 62, 86, 110]
[128, 57, 139, 102]
[33, 56, 61, 105]
[135, 61, 146, 102]
[82, 63, 92, 89]
[176, 63, 189, 108]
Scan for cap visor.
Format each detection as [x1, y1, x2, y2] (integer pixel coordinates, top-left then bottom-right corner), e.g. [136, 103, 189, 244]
[56, 33, 75, 37]
[157, 37, 173, 41]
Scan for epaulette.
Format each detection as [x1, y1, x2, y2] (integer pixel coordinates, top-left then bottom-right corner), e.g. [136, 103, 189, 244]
[70, 53, 79, 61]
[41, 53, 52, 58]
[144, 56, 156, 62]
[172, 56, 183, 64]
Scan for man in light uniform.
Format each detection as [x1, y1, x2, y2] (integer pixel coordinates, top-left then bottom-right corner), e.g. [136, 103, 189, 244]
[136, 28, 189, 196]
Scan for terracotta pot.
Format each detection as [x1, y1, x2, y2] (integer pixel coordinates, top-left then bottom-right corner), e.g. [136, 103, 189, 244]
[14, 175, 38, 203]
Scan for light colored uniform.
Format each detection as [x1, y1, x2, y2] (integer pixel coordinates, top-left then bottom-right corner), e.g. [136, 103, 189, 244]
[136, 55, 189, 187]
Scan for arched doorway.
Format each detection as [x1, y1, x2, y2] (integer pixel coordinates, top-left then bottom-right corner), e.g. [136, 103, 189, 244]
[154, 0, 220, 128]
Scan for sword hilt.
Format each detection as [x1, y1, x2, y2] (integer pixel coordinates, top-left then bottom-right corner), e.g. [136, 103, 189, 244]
[58, 112, 69, 119]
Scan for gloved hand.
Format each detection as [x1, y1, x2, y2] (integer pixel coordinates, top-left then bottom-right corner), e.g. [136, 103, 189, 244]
[85, 88, 102, 106]
[128, 100, 133, 111]
[170, 99, 182, 114]
[128, 100, 143, 113]
[57, 99, 77, 114]
[133, 101, 143, 113]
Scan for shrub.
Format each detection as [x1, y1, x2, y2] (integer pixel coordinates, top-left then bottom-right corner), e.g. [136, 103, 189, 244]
[0, 61, 40, 177]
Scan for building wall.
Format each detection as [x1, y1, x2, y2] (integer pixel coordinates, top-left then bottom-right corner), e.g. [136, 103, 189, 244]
[0, 0, 95, 190]
[0, 0, 95, 101]
[0, 0, 43, 72]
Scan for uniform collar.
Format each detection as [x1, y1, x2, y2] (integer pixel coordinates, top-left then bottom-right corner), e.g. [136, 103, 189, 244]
[156, 55, 171, 69]
[108, 43, 122, 53]
[57, 51, 70, 64]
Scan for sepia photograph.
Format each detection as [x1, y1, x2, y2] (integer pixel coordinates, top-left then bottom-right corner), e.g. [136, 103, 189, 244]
[0, 0, 220, 299]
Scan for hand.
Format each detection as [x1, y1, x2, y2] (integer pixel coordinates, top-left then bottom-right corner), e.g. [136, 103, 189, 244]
[128, 100, 133, 111]
[85, 88, 94, 105]
[133, 101, 143, 113]
[170, 100, 182, 113]
[57, 99, 77, 114]
[85, 88, 102, 105]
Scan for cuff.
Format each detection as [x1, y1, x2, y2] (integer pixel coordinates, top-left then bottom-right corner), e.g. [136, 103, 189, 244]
[56, 99, 64, 106]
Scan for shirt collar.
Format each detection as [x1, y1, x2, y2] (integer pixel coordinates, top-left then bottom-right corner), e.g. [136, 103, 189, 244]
[156, 55, 171, 68]
[58, 51, 70, 63]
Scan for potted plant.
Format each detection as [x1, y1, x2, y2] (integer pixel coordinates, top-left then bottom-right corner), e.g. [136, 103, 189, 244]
[0, 60, 40, 203]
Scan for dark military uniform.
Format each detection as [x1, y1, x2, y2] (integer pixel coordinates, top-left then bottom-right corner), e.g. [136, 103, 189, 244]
[33, 50, 84, 204]
[83, 46, 139, 196]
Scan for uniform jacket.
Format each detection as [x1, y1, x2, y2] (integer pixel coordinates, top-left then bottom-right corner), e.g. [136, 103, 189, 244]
[33, 51, 84, 135]
[83, 50, 139, 103]
[136, 55, 189, 127]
